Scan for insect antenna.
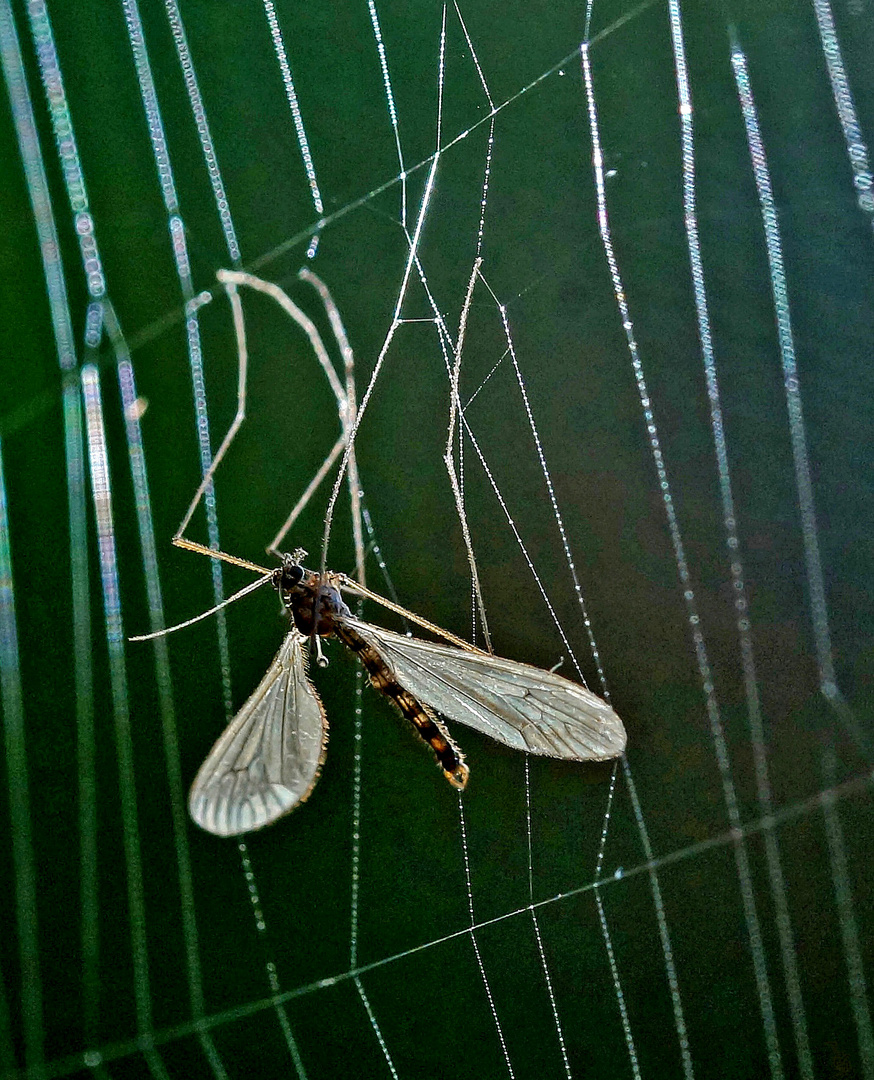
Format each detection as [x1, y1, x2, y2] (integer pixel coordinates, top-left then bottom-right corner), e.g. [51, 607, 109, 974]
[129, 537, 279, 642]
[129, 572, 274, 642]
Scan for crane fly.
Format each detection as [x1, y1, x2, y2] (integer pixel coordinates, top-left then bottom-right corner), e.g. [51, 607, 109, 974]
[133, 543, 627, 836]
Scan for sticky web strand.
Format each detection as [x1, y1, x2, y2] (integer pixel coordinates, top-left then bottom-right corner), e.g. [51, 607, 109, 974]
[439, 13, 497, 649]
[6, 5, 193, 1075]
[349, 632, 365, 972]
[16, 5, 666, 388]
[481, 271, 611, 700]
[668, 6, 813, 1076]
[35, 10, 227, 1062]
[311, 10, 448, 575]
[421, 251, 646, 1074]
[341, 781, 870, 1039]
[367, 0, 407, 226]
[108, 307, 229, 1080]
[581, 35, 784, 1080]
[457, 795, 516, 1079]
[391, 49, 638, 1054]
[590, 765, 625, 1076]
[274, 280, 394, 1061]
[596, 889, 640, 1078]
[262, 0, 324, 260]
[487, 55, 699, 1039]
[119, 0, 232, 722]
[412, 247, 609, 699]
[445, 259, 495, 653]
[451, 0, 496, 262]
[23, 767, 873, 1080]
[408, 244, 616, 719]
[418, 273, 589, 688]
[0, 427, 41, 1079]
[0, 7, 63, 1074]
[810, 0, 874, 229]
[23, 0, 232, 1072]
[69, 360, 98, 1057]
[318, 145, 439, 574]
[730, 33, 852, 741]
[163, 0, 241, 264]
[5, 2, 864, 1080]
[404, 17, 516, 1071]
[20, 14, 617, 1080]
[118, 0, 304, 1064]
[225, 2, 660, 288]
[821, 752, 874, 1079]
[723, 38, 874, 1060]
[353, 978, 398, 1080]
[450, 270, 638, 1075]
[524, 763, 573, 1080]
[415, 17, 587, 1068]
[82, 366, 169, 1080]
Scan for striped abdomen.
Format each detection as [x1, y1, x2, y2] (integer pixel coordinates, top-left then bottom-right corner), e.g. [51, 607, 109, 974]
[334, 621, 469, 790]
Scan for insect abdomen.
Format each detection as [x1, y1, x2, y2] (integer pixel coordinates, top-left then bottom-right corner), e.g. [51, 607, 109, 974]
[335, 623, 469, 790]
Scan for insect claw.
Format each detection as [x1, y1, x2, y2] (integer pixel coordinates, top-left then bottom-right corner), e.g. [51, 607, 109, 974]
[447, 762, 470, 790]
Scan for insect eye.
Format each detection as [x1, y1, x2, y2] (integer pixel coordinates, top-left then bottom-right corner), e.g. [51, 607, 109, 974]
[273, 561, 304, 593]
[285, 564, 304, 587]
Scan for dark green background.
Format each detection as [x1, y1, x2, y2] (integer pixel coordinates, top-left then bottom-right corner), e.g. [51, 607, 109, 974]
[2, 0, 873, 1077]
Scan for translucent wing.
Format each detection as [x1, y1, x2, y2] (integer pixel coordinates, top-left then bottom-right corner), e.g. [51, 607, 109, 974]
[189, 630, 327, 836]
[343, 617, 626, 761]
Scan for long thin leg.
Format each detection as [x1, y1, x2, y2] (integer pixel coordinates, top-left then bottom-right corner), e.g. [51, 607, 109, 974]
[172, 536, 270, 575]
[267, 434, 345, 556]
[213, 269, 366, 588]
[175, 278, 248, 540]
[443, 256, 492, 652]
[334, 572, 482, 654]
[299, 269, 366, 586]
[217, 270, 346, 404]
[174, 269, 356, 563]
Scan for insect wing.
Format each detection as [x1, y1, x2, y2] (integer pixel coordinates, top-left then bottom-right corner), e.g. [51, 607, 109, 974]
[344, 618, 626, 761]
[189, 630, 327, 836]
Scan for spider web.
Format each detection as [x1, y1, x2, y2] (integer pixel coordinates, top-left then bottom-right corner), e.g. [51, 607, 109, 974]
[1, 0, 872, 1078]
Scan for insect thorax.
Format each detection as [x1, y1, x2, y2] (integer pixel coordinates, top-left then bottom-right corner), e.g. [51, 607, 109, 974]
[272, 559, 352, 637]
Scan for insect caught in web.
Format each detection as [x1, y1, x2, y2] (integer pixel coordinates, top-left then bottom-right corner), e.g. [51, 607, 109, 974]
[131, 268, 625, 835]
[134, 538, 627, 836]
